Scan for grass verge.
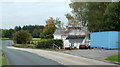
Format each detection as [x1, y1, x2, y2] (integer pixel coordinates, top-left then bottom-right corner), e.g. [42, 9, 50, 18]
[0, 55, 7, 67]
[1, 38, 10, 40]
[13, 45, 35, 49]
[105, 54, 120, 62]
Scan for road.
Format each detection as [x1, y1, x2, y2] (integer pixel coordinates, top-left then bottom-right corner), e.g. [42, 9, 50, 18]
[1, 40, 119, 67]
[2, 40, 62, 65]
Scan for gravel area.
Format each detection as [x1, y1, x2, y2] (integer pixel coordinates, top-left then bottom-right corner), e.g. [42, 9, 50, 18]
[58, 49, 119, 60]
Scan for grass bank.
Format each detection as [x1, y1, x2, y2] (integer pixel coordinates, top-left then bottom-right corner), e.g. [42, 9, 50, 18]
[105, 54, 120, 62]
[1, 38, 10, 40]
[0, 52, 7, 67]
[13, 44, 35, 49]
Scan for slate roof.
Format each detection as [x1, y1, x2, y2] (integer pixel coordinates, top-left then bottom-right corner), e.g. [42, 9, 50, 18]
[53, 29, 65, 35]
[54, 27, 87, 36]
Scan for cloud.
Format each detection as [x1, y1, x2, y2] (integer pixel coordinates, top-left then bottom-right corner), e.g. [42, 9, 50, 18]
[0, 0, 71, 3]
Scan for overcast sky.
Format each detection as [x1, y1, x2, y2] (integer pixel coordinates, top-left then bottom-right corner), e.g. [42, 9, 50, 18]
[0, 0, 72, 29]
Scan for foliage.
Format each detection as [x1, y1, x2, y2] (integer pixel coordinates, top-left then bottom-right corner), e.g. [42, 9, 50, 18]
[32, 29, 42, 38]
[22, 25, 44, 38]
[70, 2, 111, 32]
[14, 26, 22, 31]
[69, 2, 88, 26]
[2, 25, 44, 38]
[65, 13, 73, 20]
[87, 2, 109, 32]
[13, 30, 32, 44]
[40, 17, 57, 39]
[36, 39, 63, 49]
[55, 18, 64, 28]
[2, 29, 15, 38]
[104, 2, 120, 31]
[65, 13, 76, 27]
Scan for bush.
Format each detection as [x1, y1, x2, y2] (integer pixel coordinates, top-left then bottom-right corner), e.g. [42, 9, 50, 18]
[13, 30, 32, 44]
[36, 39, 63, 49]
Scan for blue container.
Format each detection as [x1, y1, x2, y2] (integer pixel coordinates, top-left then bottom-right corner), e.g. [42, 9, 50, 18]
[90, 31, 120, 49]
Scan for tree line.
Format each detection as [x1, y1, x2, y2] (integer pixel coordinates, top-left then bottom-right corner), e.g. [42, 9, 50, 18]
[2, 25, 44, 38]
[2, 17, 64, 39]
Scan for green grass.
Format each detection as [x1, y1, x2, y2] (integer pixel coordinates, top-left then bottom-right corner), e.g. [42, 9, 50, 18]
[0, 56, 7, 67]
[107, 49, 120, 50]
[105, 55, 120, 62]
[13, 44, 35, 49]
[32, 38, 41, 41]
[1, 38, 10, 40]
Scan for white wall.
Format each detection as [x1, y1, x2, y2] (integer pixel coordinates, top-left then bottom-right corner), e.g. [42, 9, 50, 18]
[54, 35, 61, 39]
[63, 40, 71, 48]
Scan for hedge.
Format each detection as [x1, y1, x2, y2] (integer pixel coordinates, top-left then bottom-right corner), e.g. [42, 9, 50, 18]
[36, 39, 63, 49]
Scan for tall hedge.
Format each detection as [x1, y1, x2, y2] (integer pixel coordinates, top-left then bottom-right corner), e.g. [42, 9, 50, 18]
[36, 39, 63, 49]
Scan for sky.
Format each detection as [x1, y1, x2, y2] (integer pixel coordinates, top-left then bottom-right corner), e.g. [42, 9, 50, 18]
[0, 0, 72, 29]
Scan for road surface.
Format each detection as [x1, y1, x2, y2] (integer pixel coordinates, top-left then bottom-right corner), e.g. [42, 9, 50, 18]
[1, 40, 119, 67]
[2, 40, 62, 65]
[58, 49, 119, 60]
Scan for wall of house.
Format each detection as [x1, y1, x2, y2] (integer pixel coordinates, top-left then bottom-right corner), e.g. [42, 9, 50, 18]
[63, 40, 71, 48]
[54, 35, 61, 39]
[90, 31, 120, 49]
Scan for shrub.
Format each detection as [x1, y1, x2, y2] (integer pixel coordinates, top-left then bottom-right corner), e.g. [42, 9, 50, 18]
[13, 30, 32, 44]
[36, 39, 63, 49]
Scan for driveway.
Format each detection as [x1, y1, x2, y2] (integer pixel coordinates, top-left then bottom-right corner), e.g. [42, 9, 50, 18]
[58, 49, 119, 60]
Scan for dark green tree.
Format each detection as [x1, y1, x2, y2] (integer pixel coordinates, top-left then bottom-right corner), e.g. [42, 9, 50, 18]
[32, 29, 42, 38]
[22, 25, 44, 37]
[70, 2, 110, 32]
[87, 2, 109, 32]
[104, 2, 120, 31]
[2, 29, 15, 38]
[14, 26, 21, 31]
[13, 30, 32, 44]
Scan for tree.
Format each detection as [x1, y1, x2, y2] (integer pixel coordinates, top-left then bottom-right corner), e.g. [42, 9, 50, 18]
[22, 25, 44, 37]
[70, 2, 88, 26]
[65, 13, 75, 27]
[70, 2, 110, 32]
[87, 2, 109, 32]
[32, 29, 42, 38]
[2, 29, 15, 38]
[55, 18, 64, 28]
[14, 26, 21, 31]
[40, 17, 57, 39]
[104, 2, 120, 31]
[13, 30, 32, 44]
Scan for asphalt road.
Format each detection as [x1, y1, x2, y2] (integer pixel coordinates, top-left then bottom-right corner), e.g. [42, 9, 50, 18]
[2, 40, 62, 65]
[1, 40, 119, 67]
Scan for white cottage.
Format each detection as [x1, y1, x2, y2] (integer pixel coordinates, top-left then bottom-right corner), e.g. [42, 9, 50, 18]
[53, 27, 90, 49]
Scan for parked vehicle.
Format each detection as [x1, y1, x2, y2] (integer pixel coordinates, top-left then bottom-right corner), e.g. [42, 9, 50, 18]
[79, 43, 90, 49]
